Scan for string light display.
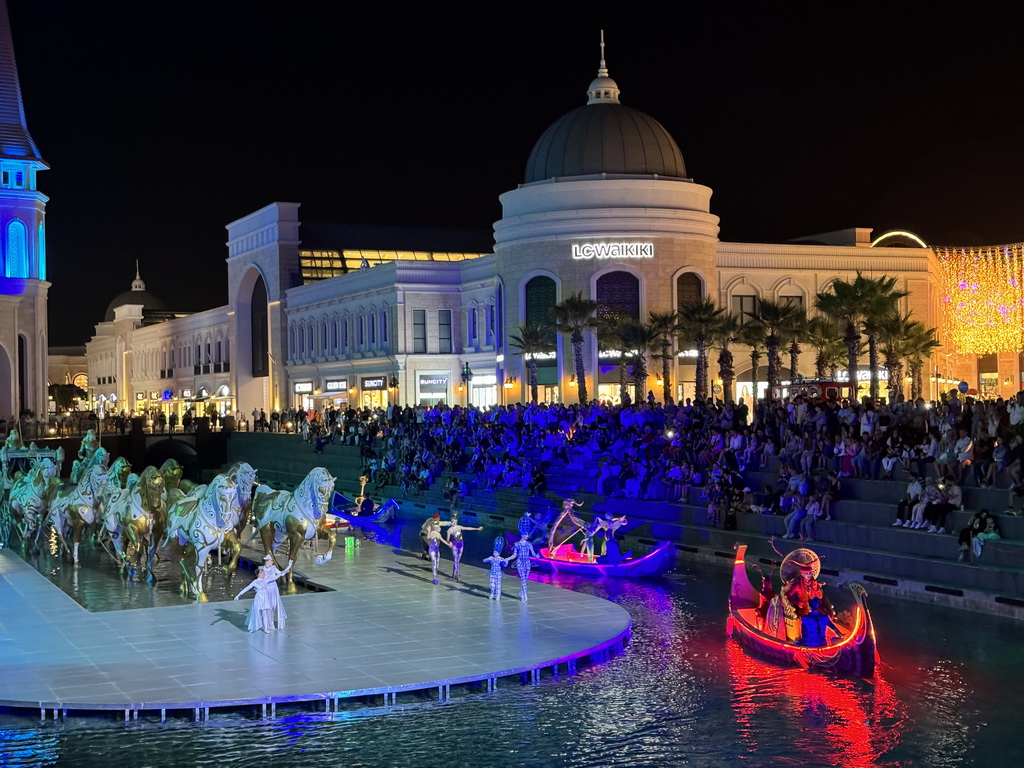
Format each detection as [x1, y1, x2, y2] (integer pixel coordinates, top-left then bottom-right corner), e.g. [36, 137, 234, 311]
[937, 244, 1024, 354]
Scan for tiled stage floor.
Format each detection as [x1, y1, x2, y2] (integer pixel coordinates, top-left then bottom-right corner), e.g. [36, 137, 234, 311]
[0, 538, 631, 716]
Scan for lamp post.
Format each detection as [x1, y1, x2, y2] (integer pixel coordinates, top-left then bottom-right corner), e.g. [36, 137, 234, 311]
[461, 362, 473, 407]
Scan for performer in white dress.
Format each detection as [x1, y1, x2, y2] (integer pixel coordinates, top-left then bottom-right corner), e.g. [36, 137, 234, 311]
[235, 556, 291, 632]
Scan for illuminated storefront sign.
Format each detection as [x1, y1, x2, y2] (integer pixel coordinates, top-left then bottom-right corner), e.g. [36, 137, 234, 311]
[361, 377, 387, 390]
[324, 379, 348, 392]
[294, 382, 313, 394]
[182, 389, 192, 398]
[418, 374, 449, 394]
[572, 242, 654, 260]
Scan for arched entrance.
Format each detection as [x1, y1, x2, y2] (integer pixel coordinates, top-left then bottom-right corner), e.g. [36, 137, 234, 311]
[233, 267, 271, 414]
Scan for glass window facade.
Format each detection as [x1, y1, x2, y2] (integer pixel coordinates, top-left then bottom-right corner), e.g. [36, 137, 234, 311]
[413, 310, 426, 354]
[439, 310, 452, 354]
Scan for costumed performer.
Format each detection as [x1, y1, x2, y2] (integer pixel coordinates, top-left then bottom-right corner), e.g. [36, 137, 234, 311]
[509, 516, 539, 603]
[595, 511, 627, 557]
[483, 535, 513, 600]
[444, 511, 482, 582]
[783, 560, 831, 619]
[234, 557, 291, 632]
[419, 512, 450, 561]
[796, 597, 840, 647]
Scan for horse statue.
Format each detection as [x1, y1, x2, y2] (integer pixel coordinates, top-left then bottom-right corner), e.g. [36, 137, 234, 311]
[216, 461, 258, 575]
[3, 457, 58, 551]
[101, 465, 165, 581]
[46, 463, 109, 565]
[159, 458, 197, 497]
[161, 473, 240, 601]
[252, 467, 336, 592]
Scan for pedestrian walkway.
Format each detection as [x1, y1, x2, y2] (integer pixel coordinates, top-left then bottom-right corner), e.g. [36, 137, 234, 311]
[0, 539, 631, 719]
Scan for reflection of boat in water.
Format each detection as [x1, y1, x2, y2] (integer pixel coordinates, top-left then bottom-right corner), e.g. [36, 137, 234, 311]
[727, 545, 877, 678]
[330, 491, 399, 526]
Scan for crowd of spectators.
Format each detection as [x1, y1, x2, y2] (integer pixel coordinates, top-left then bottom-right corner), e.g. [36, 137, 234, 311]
[271, 388, 1024, 556]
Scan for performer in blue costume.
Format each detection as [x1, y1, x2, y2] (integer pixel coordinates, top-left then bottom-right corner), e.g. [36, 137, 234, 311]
[509, 516, 539, 603]
[797, 597, 840, 647]
[444, 511, 482, 582]
[483, 535, 513, 600]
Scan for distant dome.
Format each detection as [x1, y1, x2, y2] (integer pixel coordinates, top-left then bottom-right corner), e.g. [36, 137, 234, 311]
[524, 33, 687, 183]
[104, 265, 168, 321]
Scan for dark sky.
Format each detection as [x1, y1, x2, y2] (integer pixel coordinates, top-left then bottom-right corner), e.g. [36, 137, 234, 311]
[10, 1, 1024, 345]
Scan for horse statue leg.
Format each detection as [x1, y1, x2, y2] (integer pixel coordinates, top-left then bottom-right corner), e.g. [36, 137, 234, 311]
[179, 542, 200, 599]
[315, 517, 336, 565]
[220, 530, 243, 575]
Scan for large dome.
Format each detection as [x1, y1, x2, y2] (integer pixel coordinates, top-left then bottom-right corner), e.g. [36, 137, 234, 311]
[525, 103, 687, 183]
[524, 39, 687, 184]
[104, 267, 168, 321]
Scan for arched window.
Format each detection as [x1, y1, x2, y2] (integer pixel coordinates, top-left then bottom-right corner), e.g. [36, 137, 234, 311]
[596, 271, 640, 323]
[37, 222, 45, 279]
[5, 219, 28, 278]
[524, 276, 557, 325]
[676, 272, 703, 310]
[250, 273, 269, 377]
[778, 287, 806, 319]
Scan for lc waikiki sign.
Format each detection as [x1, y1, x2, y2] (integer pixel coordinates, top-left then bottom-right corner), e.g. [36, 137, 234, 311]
[571, 242, 654, 260]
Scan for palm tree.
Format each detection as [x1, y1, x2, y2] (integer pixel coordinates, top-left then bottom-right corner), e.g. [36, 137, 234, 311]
[904, 324, 941, 401]
[677, 298, 724, 403]
[550, 291, 598, 405]
[615, 320, 663, 402]
[738, 321, 766, 404]
[509, 323, 554, 404]
[649, 310, 682, 404]
[748, 298, 804, 398]
[805, 316, 845, 380]
[785, 310, 808, 382]
[877, 311, 919, 402]
[815, 275, 867, 399]
[859, 274, 908, 401]
[712, 313, 741, 403]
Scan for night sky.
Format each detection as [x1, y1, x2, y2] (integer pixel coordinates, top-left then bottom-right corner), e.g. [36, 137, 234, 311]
[10, 1, 1024, 346]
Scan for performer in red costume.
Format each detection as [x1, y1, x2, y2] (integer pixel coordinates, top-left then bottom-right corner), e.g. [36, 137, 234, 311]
[784, 562, 831, 617]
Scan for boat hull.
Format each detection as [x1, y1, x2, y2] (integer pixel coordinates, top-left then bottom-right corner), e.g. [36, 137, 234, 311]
[506, 535, 674, 579]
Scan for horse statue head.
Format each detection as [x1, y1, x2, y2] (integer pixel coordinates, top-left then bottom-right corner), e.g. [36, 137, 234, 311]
[159, 458, 183, 491]
[135, 465, 166, 516]
[298, 466, 336, 520]
[109, 457, 133, 489]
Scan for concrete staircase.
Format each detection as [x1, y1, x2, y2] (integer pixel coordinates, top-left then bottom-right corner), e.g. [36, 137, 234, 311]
[223, 432, 1024, 618]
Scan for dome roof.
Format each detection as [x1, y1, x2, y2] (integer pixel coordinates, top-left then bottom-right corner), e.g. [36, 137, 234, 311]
[104, 265, 168, 321]
[525, 103, 687, 183]
[524, 32, 687, 183]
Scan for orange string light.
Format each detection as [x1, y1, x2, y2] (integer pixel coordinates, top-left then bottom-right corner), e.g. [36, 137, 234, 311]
[938, 244, 1024, 354]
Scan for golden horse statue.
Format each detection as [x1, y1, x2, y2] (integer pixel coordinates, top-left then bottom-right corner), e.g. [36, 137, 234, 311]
[4, 457, 58, 551]
[215, 461, 258, 575]
[46, 463, 109, 565]
[161, 473, 240, 601]
[252, 467, 336, 592]
[102, 466, 165, 581]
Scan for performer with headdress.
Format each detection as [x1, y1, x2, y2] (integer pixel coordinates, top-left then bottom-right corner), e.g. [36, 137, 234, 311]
[234, 555, 291, 632]
[444, 510, 482, 582]
[483, 535, 513, 600]
[509, 516, 539, 603]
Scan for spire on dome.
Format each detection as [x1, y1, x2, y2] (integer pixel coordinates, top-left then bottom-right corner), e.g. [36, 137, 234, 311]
[586, 30, 620, 105]
[131, 261, 146, 291]
[0, 0, 45, 163]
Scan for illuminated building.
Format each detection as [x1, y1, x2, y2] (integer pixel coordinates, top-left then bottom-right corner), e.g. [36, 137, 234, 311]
[0, 1, 49, 420]
[75, 36, 1024, 413]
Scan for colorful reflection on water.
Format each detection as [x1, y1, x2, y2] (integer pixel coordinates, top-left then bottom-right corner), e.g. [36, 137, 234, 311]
[1, 515, 1022, 767]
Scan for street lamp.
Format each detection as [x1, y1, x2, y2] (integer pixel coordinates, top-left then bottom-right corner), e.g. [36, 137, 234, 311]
[461, 362, 473, 406]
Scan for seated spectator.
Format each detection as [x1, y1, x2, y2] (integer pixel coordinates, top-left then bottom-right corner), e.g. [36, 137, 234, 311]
[907, 477, 941, 528]
[957, 509, 989, 562]
[953, 427, 974, 484]
[800, 493, 823, 542]
[893, 472, 922, 527]
[782, 493, 808, 539]
[924, 476, 962, 534]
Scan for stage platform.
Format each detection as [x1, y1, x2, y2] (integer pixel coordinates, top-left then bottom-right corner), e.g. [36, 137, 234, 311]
[0, 539, 632, 720]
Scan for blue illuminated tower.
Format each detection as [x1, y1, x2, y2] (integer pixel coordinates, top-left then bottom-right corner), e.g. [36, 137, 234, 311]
[0, 0, 48, 420]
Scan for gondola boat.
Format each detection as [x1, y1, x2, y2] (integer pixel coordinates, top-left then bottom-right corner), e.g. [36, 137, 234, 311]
[726, 545, 878, 678]
[503, 532, 674, 579]
[331, 491, 399, 525]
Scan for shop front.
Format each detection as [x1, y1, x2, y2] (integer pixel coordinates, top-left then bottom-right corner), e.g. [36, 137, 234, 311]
[360, 375, 389, 409]
[471, 373, 498, 408]
[294, 380, 314, 411]
[417, 372, 449, 406]
[315, 378, 351, 409]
